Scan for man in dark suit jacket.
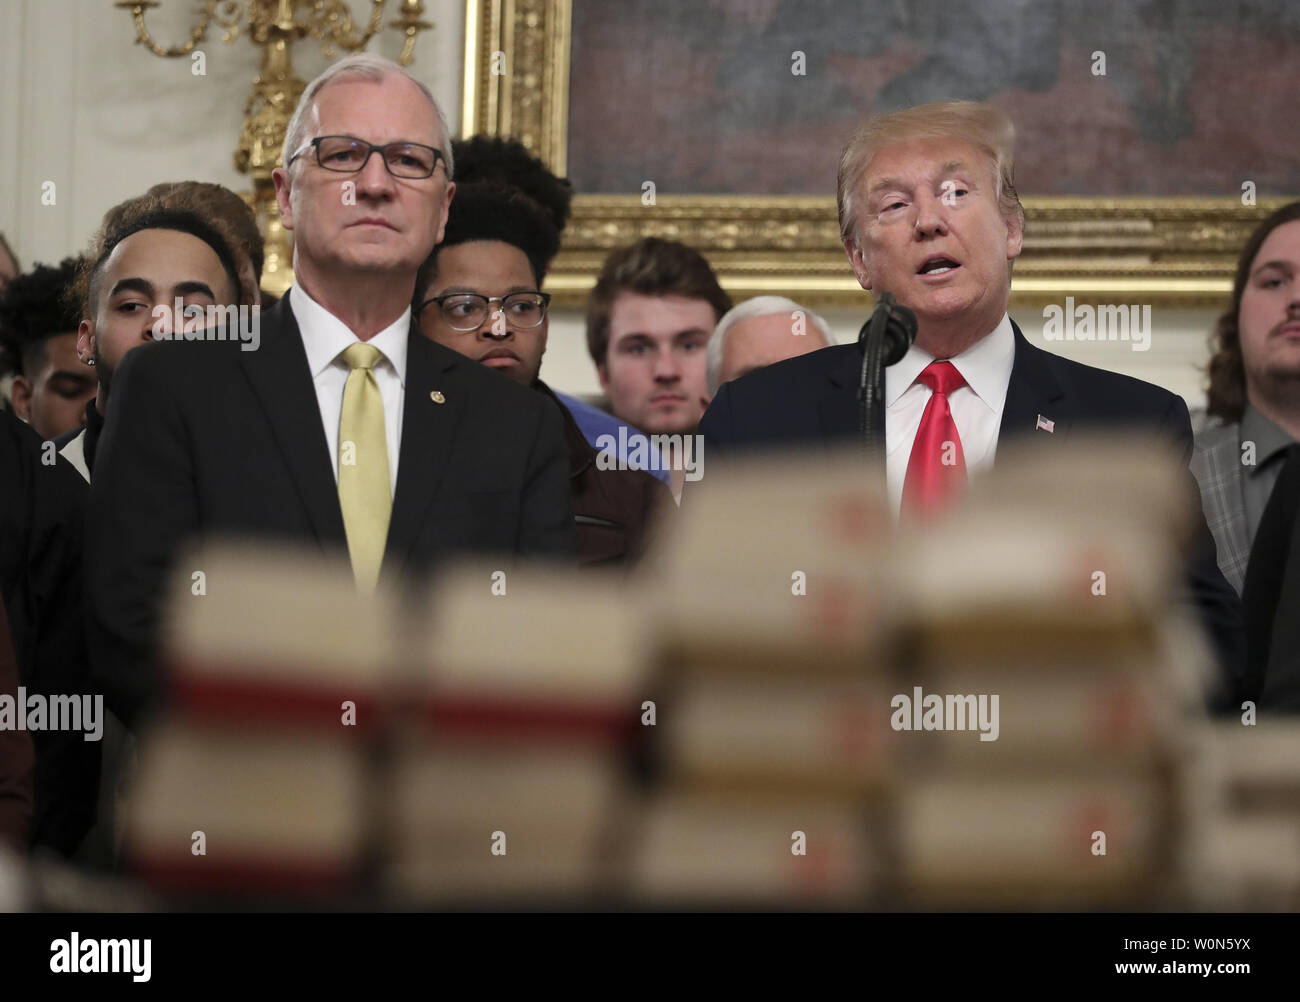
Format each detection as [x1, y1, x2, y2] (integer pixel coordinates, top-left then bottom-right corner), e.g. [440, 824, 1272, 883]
[87, 55, 574, 728]
[700, 100, 1243, 708]
[0, 408, 96, 855]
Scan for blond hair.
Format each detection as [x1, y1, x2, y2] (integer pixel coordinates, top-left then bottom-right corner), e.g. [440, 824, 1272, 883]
[836, 101, 1022, 244]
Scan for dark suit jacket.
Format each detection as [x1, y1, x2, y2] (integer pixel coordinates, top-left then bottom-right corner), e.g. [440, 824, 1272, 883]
[0, 408, 97, 855]
[700, 323, 1244, 708]
[1241, 443, 1300, 711]
[0, 587, 34, 850]
[88, 296, 576, 727]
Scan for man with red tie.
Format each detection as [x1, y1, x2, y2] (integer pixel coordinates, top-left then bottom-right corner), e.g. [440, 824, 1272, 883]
[699, 100, 1243, 706]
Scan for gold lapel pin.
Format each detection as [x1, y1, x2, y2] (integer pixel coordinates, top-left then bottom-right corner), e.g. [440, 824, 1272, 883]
[430, 390, 446, 404]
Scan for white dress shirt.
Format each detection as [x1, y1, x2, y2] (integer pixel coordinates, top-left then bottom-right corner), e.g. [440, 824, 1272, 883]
[884, 313, 1015, 518]
[290, 283, 408, 497]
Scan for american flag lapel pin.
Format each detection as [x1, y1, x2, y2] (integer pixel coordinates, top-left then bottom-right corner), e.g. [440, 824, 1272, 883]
[1036, 414, 1055, 433]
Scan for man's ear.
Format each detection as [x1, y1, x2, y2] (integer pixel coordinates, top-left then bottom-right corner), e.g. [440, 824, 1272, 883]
[596, 360, 610, 394]
[10, 376, 32, 422]
[272, 167, 295, 233]
[1004, 208, 1024, 263]
[844, 238, 873, 292]
[433, 181, 455, 247]
[76, 318, 94, 363]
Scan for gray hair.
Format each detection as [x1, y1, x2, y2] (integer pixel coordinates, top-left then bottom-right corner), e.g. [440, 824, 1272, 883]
[281, 53, 455, 180]
[707, 295, 832, 395]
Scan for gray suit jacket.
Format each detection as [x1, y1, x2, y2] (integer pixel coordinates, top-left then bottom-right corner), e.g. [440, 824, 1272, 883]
[1191, 419, 1250, 595]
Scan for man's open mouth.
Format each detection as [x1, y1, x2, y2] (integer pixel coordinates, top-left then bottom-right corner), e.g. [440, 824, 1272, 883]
[917, 256, 960, 276]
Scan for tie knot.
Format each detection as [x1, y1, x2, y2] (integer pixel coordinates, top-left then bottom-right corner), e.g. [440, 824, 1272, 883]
[341, 342, 383, 372]
[917, 360, 965, 396]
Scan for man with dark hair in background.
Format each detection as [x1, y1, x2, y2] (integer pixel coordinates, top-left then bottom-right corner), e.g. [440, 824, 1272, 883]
[0, 258, 97, 440]
[51, 205, 247, 867]
[128, 181, 265, 306]
[1195, 201, 1300, 711]
[586, 237, 732, 499]
[56, 206, 245, 483]
[1193, 201, 1300, 595]
[416, 136, 670, 565]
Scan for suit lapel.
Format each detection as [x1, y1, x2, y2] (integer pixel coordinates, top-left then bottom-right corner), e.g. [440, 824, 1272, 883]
[383, 326, 466, 574]
[823, 344, 873, 441]
[998, 321, 1071, 449]
[240, 298, 347, 547]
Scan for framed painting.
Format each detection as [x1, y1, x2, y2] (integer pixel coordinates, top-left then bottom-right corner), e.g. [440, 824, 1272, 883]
[462, 0, 1299, 309]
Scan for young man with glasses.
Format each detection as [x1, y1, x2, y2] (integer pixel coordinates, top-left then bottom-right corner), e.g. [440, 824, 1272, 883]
[415, 159, 671, 567]
[87, 55, 575, 729]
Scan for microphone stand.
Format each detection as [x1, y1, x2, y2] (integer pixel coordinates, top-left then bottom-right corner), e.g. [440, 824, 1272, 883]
[858, 292, 898, 459]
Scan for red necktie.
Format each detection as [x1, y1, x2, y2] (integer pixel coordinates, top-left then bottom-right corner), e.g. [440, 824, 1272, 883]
[902, 361, 967, 519]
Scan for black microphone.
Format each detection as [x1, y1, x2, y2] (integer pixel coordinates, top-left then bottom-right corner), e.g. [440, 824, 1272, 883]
[857, 293, 918, 448]
[857, 293, 918, 364]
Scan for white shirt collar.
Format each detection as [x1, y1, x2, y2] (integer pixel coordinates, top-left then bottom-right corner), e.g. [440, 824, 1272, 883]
[290, 283, 410, 386]
[885, 312, 1015, 411]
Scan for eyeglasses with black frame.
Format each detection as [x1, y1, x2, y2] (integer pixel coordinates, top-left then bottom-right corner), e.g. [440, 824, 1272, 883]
[288, 135, 446, 180]
[420, 292, 552, 332]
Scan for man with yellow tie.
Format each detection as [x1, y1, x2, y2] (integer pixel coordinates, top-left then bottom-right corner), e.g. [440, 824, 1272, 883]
[87, 54, 575, 727]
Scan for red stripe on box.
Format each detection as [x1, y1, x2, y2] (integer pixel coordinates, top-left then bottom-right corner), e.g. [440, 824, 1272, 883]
[127, 849, 356, 896]
[426, 696, 637, 745]
[167, 662, 382, 731]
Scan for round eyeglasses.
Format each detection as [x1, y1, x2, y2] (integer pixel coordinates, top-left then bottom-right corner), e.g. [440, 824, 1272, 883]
[421, 292, 552, 332]
[289, 135, 445, 180]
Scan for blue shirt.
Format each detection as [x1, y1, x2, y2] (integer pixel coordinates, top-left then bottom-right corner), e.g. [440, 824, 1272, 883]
[554, 391, 670, 484]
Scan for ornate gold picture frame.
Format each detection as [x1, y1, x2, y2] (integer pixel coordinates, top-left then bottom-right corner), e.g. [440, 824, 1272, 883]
[462, 0, 1291, 310]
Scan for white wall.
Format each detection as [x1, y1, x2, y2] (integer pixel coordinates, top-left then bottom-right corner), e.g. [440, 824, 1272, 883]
[1, 0, 1218, 411]
[1, 0, 464, 267]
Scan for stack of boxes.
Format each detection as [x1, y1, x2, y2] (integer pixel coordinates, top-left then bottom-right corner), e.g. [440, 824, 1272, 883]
[125, 543, 401, 897]
[631, 449, 894, 905]
[386, 564, 648, 904]
[120, 438, 1299, 908]
[884, 437, 1200, 907]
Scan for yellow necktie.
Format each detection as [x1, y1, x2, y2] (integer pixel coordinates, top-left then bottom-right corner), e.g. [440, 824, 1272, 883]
[337, 342, 391, 592]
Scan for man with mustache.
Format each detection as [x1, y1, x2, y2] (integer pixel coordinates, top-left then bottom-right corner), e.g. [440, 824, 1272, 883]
[700, 100, 1244, 710]
[1199, 202, 1300, 710]
[1193, 202, 1300, 595]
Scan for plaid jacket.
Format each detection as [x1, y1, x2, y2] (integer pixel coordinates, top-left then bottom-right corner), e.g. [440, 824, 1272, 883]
[1191, 419, 1250, 596]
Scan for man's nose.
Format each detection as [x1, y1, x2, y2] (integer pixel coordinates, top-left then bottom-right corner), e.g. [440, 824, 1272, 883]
[355, 151, 396, 197]
[653, 348, 681, 380]
[912, 190, 949, 238]
[478, 306, 513, 340]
